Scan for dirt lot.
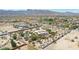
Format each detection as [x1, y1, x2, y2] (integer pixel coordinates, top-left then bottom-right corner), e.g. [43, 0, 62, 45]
[44, 30, 79, 50]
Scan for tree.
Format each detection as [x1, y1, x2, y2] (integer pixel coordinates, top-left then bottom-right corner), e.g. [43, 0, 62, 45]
[44, 18, 54, 24]
[24, 31, 29, 41]
[31, 33, 38, 41]
[51, 31, 57, 36]
[70, 25, 78, 29]
[11, 39, 17, 48]
[46, 29, 57, 37]
[19, 32, 25, 37]
[63, 23, 69, 28]
[46, 29, 52, 34]
[12, 34, 17, 40]
[49, 22, 52, 25]
[49, 18, 53, 22]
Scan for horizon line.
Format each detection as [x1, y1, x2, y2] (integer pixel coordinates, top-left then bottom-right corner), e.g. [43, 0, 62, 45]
[0, 9, 79, 13]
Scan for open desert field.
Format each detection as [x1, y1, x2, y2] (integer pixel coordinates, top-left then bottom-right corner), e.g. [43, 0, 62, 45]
[44, 29, 79, 50]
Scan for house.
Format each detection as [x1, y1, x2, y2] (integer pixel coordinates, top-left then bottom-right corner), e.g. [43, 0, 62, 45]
[34, 29, 49, 37]
[0, 31, 7, 36]
[14, 23, 31, 29]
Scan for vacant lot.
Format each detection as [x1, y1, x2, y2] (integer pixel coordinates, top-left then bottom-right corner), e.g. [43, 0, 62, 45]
[44, 30, 79, 50]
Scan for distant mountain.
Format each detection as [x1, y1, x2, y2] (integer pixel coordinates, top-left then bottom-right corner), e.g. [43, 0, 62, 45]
[0, 10, 26, 16]
[0, 9, 79, 16]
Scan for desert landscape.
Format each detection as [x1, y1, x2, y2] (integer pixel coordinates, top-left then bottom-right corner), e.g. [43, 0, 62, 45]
[0, 9, 79, 50]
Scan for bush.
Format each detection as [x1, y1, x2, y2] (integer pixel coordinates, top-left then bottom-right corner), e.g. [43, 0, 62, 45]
[24, 32, 29, 41]
[0, 48, 11, 50]
[12, 34, 17, 40]
[70, 25, 78, 29]
[11, 39, 17, 48]
[20, 32, 25, 37]
[46, 29, 57, 36]
[46, 29, 52, 34]
[44, 18, 54, 24]
[49, 18, 53, 21]
[31, 33, 38, 41]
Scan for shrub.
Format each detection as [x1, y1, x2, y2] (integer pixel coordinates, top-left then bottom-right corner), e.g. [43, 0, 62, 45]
[0, 48, 11, 50]
[19, 32, 25, 37]
[11, 39, 17, 48]
[12, 34, 17, 40]
[31, 33, 38, 41]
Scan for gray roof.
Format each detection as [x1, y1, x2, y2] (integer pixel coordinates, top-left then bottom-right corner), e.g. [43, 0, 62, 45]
[0, 32, 7, 36]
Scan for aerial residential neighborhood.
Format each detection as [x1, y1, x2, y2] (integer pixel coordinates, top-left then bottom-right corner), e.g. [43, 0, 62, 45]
[0, 0, 79, 59]
[0, 9, 79, 50]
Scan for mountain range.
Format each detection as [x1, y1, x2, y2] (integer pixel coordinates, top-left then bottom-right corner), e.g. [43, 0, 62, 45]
[0, 9, 79, 16]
